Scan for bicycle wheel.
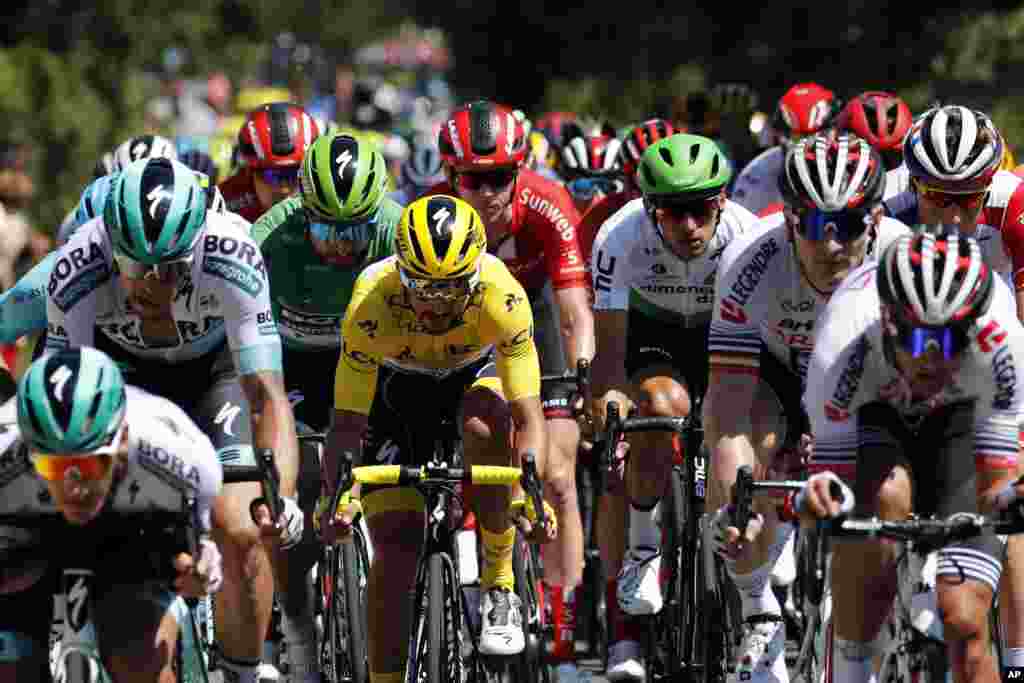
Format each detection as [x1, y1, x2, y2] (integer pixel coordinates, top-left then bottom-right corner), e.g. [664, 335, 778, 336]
[512, 531, 549, 683]
[339, 532, 370, 683]
[409, 552, 462, 683]
[700, 517, 741, 683]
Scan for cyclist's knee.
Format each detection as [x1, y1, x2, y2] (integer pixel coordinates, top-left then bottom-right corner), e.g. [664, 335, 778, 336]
[864, 464, 912, 520]
[938, 580, 992, 644]
[368, 511, 424, 560]
[97, 589, 179, 679]
[461, 388, 511, 455]
[635, 375, 689, 418]
[212, 483, 265, 552]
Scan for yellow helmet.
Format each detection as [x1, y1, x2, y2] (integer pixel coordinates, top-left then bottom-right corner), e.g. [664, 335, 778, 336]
[395, 195, 487, 280]
[1000, 145, 1017, 172]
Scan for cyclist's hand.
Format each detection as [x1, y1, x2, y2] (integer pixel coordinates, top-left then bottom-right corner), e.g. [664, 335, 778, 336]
[993, 475, 1024, 517]
[252, 495, 304, 549]
[709, 504, 764, 560]
[797, 472, 854, 521]
[510, 497, 558, 544]
[174, 537, 223, 598]
[317, 490, 362, 545]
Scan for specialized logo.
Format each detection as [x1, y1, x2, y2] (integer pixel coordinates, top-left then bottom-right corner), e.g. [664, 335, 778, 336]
[131, 140, 149, 159]
[215, 402, 242, 437]
[431, 207, 452, 236]
[147, 184, 173, 219]
[50, 365, 73, 402]
[66, 573, 92, 633]
[336, 149, 354, 176]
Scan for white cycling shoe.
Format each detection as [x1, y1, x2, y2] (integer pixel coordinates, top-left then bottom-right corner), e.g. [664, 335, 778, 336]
[478, 587, 525, 656]
[737, 614, 787, 683]
[616, 548, 663, 616]
[606, 639, 645, 682]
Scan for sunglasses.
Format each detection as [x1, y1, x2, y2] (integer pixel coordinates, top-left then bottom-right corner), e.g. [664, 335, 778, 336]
[651, 196, 719, 221]
[912, 179, 988, 211]
[113, 250, 192, 284]
[789, 207, 871, 243]
[567, 176, 625, 200]
[894, 324, 969, 359]
[398, 267, 477, 302]
[456, 169, 518, 192]
[260, 167, 301, 188]
[31, 453, 115, 482]
[307, 212, 378, 245]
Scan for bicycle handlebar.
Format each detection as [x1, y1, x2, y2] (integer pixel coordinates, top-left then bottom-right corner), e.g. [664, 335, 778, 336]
[352, 464, 522, 486]
[224, 451, 284, 527]
[730, 464, 844, 529]
[825, 513, 1024, 552]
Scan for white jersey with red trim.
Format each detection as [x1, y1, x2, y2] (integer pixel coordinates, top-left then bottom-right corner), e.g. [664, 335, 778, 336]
[731, 147, 784, 216]
[805, 261, 1024, 479]
[708, 214, 910, 382]
[883, 164, 910, 200]
[590, 198, 759, 321]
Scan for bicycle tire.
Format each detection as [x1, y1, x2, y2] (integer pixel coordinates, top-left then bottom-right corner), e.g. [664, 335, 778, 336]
[512, 531, 548, 683]
[701, 528, 740, 683]
[412, 552, 459, 683]
[340, 533, 370, 683]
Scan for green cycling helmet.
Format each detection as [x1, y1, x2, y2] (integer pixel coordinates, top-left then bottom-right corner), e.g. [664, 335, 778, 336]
[104, 157, 207, 265]
[637, 133, 732, 201]
[17, 348, 127, 454]
[300, 133, 389, 222]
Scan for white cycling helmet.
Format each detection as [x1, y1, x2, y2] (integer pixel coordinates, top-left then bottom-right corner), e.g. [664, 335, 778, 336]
[400, 140, 445, 189]
[110, 134, 178, 173]
[903, 105, 1004, 192]
[780, 133, 885, 211]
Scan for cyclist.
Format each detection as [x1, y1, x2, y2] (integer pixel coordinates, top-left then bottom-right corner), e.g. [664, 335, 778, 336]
[881, 103, 1024, 674]
[587, 133, 758, 680]
[387, 136, 445, 207]
[800, 230, 1024, 683]
[43, 157, 303, 683]
[109, 134, 178, 172]
[219, 102, 320, 222]
[0, 347, 225, 682]
[835, 91, 913, 200]
[559, 130, 625, 216]
[428, 99, 594, 672]
[321, 195, 552, 683]
[250, 131, 401, 682]
[705, 133, 908, 683]
[732, 82, 841, 216]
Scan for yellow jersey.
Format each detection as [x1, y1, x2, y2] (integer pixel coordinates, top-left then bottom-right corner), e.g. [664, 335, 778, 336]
[334, 254, 541, 414]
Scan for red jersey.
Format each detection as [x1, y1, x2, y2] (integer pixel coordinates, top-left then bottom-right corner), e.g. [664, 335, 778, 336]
[578, 191, 636, 265]
[426, 168, 586, 294]
[218, 168, 266, 223]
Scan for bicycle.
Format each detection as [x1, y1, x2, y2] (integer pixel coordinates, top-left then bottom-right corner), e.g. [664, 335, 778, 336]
[730, 465, 1016, 683]
[592, 398, 701, 682]
[348, 449, 547, 683]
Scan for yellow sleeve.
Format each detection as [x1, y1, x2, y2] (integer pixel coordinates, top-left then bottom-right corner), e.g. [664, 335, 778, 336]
[333, 271, 384, 415]
[482, 263, 541, 403]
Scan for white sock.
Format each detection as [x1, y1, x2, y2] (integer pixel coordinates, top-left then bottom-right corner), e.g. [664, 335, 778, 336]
[218, 652, 260, 683]
[1004, 646, 1024, 667]
[771, 523, 797, 587]
[728, 559, 779, 620]
[831, 636, 879, 683]
[628, 500, 661, 554]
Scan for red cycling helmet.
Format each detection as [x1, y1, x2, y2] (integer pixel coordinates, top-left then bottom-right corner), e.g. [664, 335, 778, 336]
[237, 102, 319, 169]
[618, 118, 676, 177]
[561, 135, 624, 178]
[438, 100, 528, 171]
[837, 91, 913, 153]
[535, 111, 579, 145]
[775, 83, 839, 138]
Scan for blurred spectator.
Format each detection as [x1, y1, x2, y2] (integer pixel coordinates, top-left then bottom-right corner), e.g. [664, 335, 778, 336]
[307, 63, 356, 124]
[176, 72, 234, 138]
[0, 142, 50, 290]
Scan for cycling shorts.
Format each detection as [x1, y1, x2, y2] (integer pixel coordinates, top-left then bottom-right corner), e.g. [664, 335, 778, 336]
[529, 283, 576, 421]
[283, 345, 339, 434]
[856, 400, 1005, 592]
[757, 345, 809, 449]
[625, 308, 710, 400]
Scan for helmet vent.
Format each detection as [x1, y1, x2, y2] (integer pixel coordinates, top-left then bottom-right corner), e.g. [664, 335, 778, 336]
[710, 154, 720, 177]
[268, 103, 296, 156]
[659, 147, 674, 166]
[469, 102, 498, 155]
[688, 144, 700, 164]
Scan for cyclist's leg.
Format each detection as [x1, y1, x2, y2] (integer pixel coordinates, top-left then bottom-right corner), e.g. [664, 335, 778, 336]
[998, 439, 1024, 668]
[360, 365, 430, 682]
[925, 402, 1003, 683]
[0, 558, 55, 681]
[279, 346, 338, 682]
[827, 402, 910, 683]
[95, 581, 184, 682]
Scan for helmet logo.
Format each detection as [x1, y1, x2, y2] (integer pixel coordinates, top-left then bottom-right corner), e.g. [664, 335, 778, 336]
[336, 149, 354, 176]
[505, 114, 516, 156]
[146, 185, 173, 220]
[50, 364, 73, 402]
[431, 207, 452, 238]
[131, 141, 149, 160]
[448, 120, 465, 159]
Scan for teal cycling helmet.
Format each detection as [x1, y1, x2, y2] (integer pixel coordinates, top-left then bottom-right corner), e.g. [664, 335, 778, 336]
[637, 133, 732, 201]
[17, 348, 127, 454]
[104, 157, 207, 265]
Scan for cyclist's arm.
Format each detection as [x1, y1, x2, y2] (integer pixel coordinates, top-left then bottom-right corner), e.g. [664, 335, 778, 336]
[703, 370, 758, 505]
[590, 309, 632, 423]
[0, 252, 54, 344]
[325, 409, 368, 495]
[553, 285, 595, 365]
[240, 370, 298, 493]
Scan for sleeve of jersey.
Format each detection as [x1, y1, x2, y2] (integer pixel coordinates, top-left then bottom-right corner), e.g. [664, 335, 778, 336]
[803, 323, 867, 482]
[0, 251, 55, 344]
[206, 229, 283, 375]
[973, 328, 1024, 472]
[590, 218, 630, 311]
[708, 236, 764, 375]
[998, 182, 1024, 292]
[333, 273, 382, 415]
[539, 186, 588, 290]
[485, 273, 541, 403]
